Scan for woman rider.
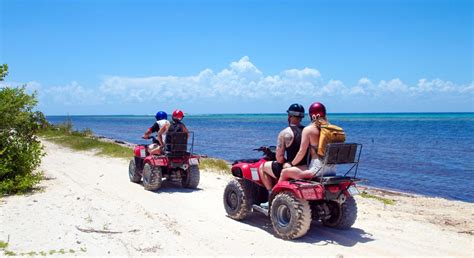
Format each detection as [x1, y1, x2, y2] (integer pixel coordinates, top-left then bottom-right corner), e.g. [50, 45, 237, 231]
[278, 102, 336, 182]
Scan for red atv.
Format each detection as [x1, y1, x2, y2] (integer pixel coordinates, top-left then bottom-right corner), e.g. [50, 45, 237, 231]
[128, 132, 201, 190]
[223, 143, 363, 239]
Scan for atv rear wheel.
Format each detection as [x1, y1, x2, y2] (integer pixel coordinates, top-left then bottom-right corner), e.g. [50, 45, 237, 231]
[270, 192, 312, 240]
[143, 163, 163, 191]
[223, 179, 252, 220]
[182, 165, 200, 189]
[323, 196, 357, 229]
[128, 159, 142, 183]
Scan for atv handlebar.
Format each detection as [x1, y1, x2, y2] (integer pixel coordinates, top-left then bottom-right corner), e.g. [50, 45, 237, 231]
[253, 146, 277, 161]
[143, 135, 159, 144]
[253, 146, 276, 152]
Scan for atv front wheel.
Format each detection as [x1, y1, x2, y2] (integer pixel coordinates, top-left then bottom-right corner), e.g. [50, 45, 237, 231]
[129, 159, 142, 183]
[223, 179, 252, 220]
[182, 165, 200, 189]
[323, 196, 357, 229]
[143, 163, 163, 191]
[270, 192, 312, 240]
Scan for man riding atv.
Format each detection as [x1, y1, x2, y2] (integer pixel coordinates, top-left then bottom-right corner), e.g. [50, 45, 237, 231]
[143, 111, 170, 155]
[258, 103, 308, 206]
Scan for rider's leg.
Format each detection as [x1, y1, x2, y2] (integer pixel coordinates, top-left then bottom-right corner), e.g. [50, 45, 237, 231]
[148, 144, 162, 155]
[259, 161, 276, 191]
[279, 166, 304, 182]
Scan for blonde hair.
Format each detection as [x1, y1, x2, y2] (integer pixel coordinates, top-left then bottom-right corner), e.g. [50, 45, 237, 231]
[312, 116, 328, 128]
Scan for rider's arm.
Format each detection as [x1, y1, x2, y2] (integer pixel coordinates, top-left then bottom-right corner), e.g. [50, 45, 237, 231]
[276, 131, 287, 164]
[290, 127, 310, 166]
[156, 122, 169, 146]
[144, 123, 159, 139]
[143, 128, 152, 139]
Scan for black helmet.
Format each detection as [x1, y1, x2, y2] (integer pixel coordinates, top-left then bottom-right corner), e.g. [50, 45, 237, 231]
[286, 103, 305, 118]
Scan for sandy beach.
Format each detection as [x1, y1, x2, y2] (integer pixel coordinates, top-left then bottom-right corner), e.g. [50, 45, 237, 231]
[0, 140, 473, 256]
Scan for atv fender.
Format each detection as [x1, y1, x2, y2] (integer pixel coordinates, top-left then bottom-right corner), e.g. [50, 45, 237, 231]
[272, 181, 324, 201]
[231, 160, 266, 182]
[144, 156, 168, 167]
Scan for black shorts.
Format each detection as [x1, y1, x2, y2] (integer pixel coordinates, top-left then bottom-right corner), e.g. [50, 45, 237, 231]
[271, 161, 283, 179]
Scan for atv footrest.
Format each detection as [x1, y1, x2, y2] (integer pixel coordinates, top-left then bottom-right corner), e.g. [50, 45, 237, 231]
[252, 204, 269, 216]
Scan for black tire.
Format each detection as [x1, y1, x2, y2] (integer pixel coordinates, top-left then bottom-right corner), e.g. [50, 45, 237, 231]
[143, 163, 163, 191]
[270, 192, 312, 240]
[128, 159, 142, 183]
[323, 196, 357, 229]
[223, 179, 252, 220]
[182, 165, 200, 189]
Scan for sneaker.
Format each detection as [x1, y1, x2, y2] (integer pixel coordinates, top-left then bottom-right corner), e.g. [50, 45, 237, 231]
[260, 202, 269, 209]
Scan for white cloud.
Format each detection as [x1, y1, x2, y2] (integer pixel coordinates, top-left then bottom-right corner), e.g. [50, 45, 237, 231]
[4, 57, 473, 109]
[44, 81, 103, 105]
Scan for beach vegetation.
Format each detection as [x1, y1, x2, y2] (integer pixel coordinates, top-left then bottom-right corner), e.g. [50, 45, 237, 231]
[4, 250, 16, 256]
[199, 158, 230, 173]
[360, 191, 395, 205]
[2, 247, 83, 256]
[0, 240, 8, 249]
[0, 64, 45, 195]
[39, 126, 132, 159]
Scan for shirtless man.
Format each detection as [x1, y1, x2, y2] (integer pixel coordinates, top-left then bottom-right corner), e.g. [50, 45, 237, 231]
[258, 104, 308, 202]
[279, 102, 336, 182]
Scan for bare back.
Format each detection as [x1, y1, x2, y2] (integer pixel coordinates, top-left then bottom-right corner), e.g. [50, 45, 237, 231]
[305, 124, 320, 159]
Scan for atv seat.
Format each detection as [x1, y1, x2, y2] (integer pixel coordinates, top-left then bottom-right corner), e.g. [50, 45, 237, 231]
[314, 176, 353, 184]
[165, 132, 189, 157]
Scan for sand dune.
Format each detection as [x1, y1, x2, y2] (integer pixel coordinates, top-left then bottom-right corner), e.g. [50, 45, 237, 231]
[0, 140, 473, 256]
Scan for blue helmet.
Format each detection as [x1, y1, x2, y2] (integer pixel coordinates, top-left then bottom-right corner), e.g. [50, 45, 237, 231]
[155, 111, 167, 120]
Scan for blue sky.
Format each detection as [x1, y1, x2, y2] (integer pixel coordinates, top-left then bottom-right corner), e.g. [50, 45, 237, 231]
[1, 0, 472, 114]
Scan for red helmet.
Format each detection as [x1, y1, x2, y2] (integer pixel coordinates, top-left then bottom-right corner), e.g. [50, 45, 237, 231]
[172, 109, 184, 121]
[309, 102, 326, 120]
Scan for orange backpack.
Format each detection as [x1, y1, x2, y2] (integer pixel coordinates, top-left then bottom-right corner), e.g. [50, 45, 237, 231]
[318, 123, 346, 156]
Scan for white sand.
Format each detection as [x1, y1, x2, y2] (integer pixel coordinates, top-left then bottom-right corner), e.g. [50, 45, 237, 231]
[0, 140, 473, 256]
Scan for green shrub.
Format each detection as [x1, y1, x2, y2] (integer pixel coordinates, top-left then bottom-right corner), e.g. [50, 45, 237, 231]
[0, 65, 44, 195]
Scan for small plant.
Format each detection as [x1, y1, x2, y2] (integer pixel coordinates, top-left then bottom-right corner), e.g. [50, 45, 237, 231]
[69, 249, 75, 253]
[84, 215, 93, 223]
[200, 158, 230, 172]
[360, 192, 395, 205]
[0, 240, 8, 249]
[39, 251, 47, 256]
[4, 250, 16, 256]
[80, 247, 87, 252]
[48, 249, 56, 255]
